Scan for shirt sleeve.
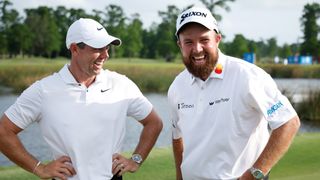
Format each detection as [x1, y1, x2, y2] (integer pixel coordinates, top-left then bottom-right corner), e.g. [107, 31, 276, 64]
[247, 67, 297, 130]
[125, 77, 153, 121]
[168, 85, 182, 139]
[5, 81, 42, 129]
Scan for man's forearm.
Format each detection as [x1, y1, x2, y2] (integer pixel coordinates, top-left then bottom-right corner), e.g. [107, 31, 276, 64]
[173, 138, 183, 180]
[0, 116, 39, 173]
[253, 116, 300, 174]
[133, 110, 163, 162]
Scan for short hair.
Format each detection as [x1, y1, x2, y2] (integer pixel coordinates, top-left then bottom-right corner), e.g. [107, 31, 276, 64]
[76, 42, 86, 49]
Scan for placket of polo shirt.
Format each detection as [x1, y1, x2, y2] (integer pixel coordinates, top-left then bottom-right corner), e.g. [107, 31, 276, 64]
[196, 80, 206, 114]
[85, 82, 102, 103]
[76, 83, 88, 102]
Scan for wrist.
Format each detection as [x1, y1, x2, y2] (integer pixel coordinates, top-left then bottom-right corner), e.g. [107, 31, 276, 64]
[250, 167, 268, 179]
[131, 154, 143, 165]
[32, 161, 41, 174]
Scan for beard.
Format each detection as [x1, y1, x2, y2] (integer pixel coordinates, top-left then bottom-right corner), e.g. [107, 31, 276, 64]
[183, 52, 218, 80]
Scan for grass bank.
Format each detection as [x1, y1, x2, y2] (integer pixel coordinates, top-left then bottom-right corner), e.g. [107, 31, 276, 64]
[259, 63, 320, 78]
[295, 90, 320, 124]
[1, 58, 320, 123]
[0, 133, 319, 179]
[1, 58, 320, 94]
[0, 58, 184, 93]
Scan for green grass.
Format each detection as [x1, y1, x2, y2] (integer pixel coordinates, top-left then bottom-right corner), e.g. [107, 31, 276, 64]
[270, 133, 320, 180]
[0, 58, 184, 93]
[0, 133, 319, 179]
[1, 57, 320, 94]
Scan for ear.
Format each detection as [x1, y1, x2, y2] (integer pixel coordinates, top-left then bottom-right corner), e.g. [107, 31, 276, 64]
[215, 34, 222, 43]
[177, 40, 182, 49]
[215, 34, 222, 47]
[69, 43, 79, 54]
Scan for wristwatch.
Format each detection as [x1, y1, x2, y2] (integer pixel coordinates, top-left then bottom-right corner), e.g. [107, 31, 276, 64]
[131, 154, 143, 164]
[250, 167, 265, 179]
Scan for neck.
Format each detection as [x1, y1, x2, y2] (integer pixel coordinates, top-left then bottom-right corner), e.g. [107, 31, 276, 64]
[68, 65, 96, 88]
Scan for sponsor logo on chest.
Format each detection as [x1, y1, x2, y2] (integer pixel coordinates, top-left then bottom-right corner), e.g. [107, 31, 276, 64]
[209, 97, 230, 106]
[178, 103, 194, 110]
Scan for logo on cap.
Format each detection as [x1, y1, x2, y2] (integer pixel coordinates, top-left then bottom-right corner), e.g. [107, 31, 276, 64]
[97, 27, 103, 31]
[180, 11, 207, 24]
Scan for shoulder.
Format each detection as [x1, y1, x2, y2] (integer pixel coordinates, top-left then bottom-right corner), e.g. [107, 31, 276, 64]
[101, 69, 139, 91]
[172, 69, 190, 84]
[102, 69, 132, 82]
[168, 69, 190, 99]
[37, 72, 63, 90]
[225, 55, 270, 80]
[169, 69, 189, 90]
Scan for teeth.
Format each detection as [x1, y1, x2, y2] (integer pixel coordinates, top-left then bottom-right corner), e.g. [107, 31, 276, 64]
[194, 56, 205, 60]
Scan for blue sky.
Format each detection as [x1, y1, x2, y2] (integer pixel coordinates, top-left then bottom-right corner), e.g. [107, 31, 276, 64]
[9, 0, 319, 45]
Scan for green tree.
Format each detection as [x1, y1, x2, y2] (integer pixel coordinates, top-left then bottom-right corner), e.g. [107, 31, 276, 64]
[300, 3, 320, 59]
[100, 5, 127, 57]
[7, 23, 32, 57]
[53, 6, 74, 57]
[123, 13, 143, 58]
[24, 7, 61, 57]
[0, 0, 31, 58]
[248, 40, 258, 53]
[0, 30, 6, 57]
[68, 8, 89, 22]
[279, 44, 292, 59]
[141, 23, 158, 59]
[227, 34, 249, 58]
[0, 0, 13, 57]
[0, 0, 13, 29]
[156, 5, 180, 61]
[266, 37, 278, 58]
[199, 0, 236, 21]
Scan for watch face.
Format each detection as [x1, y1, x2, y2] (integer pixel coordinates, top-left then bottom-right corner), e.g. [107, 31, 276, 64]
[132, 154, 142, 164]
[253, 171, 264, 179]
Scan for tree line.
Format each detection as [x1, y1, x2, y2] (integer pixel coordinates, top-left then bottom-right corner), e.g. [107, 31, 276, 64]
[0, 0, 319, 62]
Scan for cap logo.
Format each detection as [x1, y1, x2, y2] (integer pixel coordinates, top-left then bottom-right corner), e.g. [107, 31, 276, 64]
[180, 11, 207, 24]
[97, 27, 103, 31]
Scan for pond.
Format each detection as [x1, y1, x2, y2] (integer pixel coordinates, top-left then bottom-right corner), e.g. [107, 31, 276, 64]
[0, 78, 320, 166]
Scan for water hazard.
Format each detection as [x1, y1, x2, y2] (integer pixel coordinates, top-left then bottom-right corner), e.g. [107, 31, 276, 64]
[0, 79, 320, 166]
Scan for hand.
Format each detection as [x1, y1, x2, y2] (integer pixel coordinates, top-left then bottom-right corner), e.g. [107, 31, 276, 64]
[112, 153, 140, 176]
[34, 156, 76, 180]
[238, 169, 255, 180]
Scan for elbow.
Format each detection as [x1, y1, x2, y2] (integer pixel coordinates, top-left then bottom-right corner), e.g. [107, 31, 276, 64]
[293, 115, 301, 132]
[285, 115, 300, 134]
[156, 118, 163, 135]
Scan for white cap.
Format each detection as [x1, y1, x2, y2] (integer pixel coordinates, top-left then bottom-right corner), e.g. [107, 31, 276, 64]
[176, 7, 219, 36]
[66, 18, 121, 49]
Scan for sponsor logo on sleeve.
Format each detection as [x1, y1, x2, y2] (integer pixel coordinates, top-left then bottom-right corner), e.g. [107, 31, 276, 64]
[267, 101, 284, 117]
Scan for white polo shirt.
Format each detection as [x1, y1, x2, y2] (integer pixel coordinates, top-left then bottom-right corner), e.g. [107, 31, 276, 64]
[168, 51, 297, 180]
[5, 64, 152, 180]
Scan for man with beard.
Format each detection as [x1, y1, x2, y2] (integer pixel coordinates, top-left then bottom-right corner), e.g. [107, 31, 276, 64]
[168, 7, 300, 180]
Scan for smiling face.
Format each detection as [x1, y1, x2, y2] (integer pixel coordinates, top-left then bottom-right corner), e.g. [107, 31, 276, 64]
[69, 43, 110, 84]
[177, 23, 221, 80]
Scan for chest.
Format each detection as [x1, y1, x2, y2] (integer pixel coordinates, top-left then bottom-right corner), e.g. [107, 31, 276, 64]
[39, 85, 129, 134]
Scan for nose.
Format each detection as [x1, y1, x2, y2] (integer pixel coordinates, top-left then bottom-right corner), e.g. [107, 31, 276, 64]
[193, 42, 203, 53]
[100, 47, 109, 59]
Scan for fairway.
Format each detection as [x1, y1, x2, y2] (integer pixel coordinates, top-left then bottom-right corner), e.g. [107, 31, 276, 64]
[0, 133, 319, 179]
